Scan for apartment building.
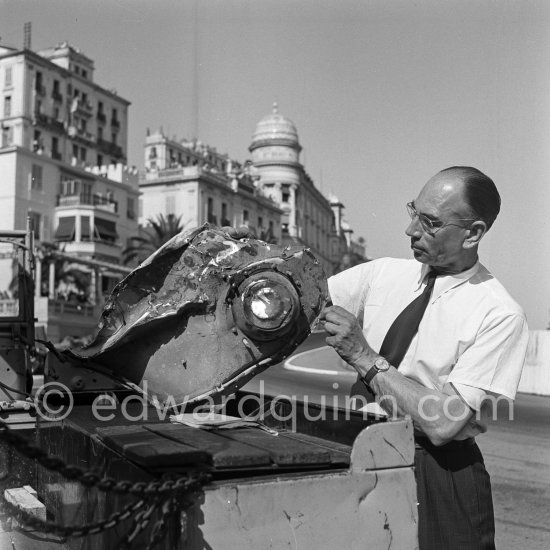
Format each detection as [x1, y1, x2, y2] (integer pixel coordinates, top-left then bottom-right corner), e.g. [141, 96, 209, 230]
[141, 130, 283, 243]
[0, 39, 138, 337]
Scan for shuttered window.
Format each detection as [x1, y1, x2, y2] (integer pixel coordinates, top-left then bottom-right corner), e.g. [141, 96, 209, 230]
[54, 216, 75, 240]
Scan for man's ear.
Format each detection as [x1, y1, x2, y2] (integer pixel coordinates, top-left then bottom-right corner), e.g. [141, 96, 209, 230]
[463, 220, 487, 249]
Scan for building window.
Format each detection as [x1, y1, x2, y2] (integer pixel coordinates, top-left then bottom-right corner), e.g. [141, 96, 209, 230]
[51, 136, 60, 160]
[72, 144, 79, 160]
[94, 217, 117, 243]
[80, 147, 87, 162]
[257, 216, 263, 229]
[3, 96, 11, 117]
[243, 209, 249, 224]
[1, 125, 13, 147]
[207, 197, 216, 224]
[4, 67, 12, 88]
[221, 203, 229, 226]
[54, 216, 76, 241]
[31, 165, 43, 190]
[111, 132, 117, 144]
[165, 194, 175, 216]
[28, 211, 41, 240]
[127, 197, 136, 220]
[35, 71, 43, 93]
[81, 215, 91, 241]
[33, 130, 42, 152]
[97, 154, 103, 167]
[82, 69, 88, 79]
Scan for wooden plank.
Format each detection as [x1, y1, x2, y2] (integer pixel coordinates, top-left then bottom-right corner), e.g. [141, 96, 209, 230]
[214, 429, 332, 466]
[144, 424, 272, 469]
[278, 431, 351, 466]
[96, 424, 209, 468]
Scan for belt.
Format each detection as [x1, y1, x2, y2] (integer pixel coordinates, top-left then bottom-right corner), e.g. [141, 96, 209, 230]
[415, 436, 475, 452]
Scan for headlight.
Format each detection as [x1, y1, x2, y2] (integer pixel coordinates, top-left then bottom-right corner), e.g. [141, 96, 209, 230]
[232, 272, 300, 341]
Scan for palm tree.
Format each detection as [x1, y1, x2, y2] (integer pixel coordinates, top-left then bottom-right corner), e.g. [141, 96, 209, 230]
[123, 213, 186, 265]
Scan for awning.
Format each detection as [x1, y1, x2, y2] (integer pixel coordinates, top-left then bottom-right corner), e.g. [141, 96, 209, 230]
[94, 218, 118, 240]
[54, 216, 75, 240]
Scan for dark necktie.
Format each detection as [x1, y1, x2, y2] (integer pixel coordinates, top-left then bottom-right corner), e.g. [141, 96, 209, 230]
[349, 271, 437, 406]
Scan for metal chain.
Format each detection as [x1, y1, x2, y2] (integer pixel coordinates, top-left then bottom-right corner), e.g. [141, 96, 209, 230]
[119, 497, 164, 549]
[146, 497, 175, 550]
[1, 496, 146, 538]
[0, 418, 210, 544]
[0, 418, 210, 497]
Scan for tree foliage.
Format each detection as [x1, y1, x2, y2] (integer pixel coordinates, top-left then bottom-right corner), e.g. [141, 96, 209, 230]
[123, 214, 186, 266]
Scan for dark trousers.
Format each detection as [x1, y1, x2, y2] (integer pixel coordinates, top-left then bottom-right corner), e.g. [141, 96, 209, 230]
[414, 438, 496, 550]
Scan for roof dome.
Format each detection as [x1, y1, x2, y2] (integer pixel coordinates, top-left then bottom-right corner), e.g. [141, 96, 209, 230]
[250, 103, 301, 152]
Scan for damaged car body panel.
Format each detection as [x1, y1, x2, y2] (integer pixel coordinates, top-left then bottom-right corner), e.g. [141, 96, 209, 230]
[62, 224, 329, 405]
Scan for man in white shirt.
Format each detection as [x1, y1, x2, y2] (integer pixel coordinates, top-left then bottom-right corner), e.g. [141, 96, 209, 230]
[322, 167, 528, 550]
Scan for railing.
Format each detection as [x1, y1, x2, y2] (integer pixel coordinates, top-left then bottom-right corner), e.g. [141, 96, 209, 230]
[68, 125, 96, 145]
[35, 84, 46, 96]
[111, 118, 120, 129]
[72, 99, 94, 117]
[57, 193, 118, 213]
[97, 138, 123, 158]
[33, 113, 65, 133]
[97, 111, 106, 123]
[52, 91, 63, 103]
[52, 150, 62, 161]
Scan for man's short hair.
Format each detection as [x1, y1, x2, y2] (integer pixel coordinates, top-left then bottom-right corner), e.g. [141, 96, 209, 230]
[441, 166, 501, 230]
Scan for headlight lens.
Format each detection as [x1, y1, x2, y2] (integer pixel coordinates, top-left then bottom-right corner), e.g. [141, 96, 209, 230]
[232, 272, 300, 340]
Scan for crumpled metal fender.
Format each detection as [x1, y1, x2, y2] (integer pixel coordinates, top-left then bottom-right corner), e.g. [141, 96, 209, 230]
[64, 224, 329, 405]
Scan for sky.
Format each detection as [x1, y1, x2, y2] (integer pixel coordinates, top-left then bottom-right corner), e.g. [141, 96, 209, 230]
[1, 0, 550, 328]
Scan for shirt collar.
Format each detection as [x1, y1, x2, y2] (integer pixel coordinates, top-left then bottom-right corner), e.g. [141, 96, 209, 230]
[417, 260, 481, 302]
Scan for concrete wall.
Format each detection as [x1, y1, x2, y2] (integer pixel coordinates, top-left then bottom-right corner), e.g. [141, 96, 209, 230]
[518, 330, 550, 396]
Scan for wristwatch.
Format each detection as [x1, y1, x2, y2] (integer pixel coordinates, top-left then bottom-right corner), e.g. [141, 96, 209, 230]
[363, 357, 390, 388]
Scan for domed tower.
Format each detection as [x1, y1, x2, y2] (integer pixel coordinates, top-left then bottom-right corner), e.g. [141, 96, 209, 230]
[249, 103, 302, 238]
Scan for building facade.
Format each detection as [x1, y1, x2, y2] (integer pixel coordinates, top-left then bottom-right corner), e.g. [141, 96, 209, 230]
[0, 40, 138, 337]
[141, 106, 365, 277]
[250, 104, 353, 275]
[141, 130, 283, 242]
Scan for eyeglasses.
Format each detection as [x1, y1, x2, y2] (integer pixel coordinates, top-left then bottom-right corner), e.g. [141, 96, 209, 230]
[406, 202, 476, 235]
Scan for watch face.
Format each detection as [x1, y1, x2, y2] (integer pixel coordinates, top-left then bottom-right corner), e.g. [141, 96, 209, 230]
[375, 357, 390, 371]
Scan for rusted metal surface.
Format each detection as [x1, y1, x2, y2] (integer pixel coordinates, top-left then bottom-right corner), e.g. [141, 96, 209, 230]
[57, 224, 329, 405]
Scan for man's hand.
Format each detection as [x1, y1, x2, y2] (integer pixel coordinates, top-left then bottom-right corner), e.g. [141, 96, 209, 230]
[320, 305, 377, 369]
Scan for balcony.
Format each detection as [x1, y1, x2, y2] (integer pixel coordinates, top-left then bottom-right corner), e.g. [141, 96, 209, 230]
[33, 112, 65, 134]
[68, 125, 96, 145]
[57, 193, 118, 214]
[52, 150, 62, 161]
[70, 98, 94, 118]
[97, 138, 123, 158]
[35, 84, 46, 96]
[110, 118, 120, 130]
[97, 111, 106, 123]
[52, 91, 63, 103]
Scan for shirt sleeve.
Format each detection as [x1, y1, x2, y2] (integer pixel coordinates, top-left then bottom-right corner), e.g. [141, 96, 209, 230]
[446, 311, 529, 400]
[328, 262, 376, 321]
